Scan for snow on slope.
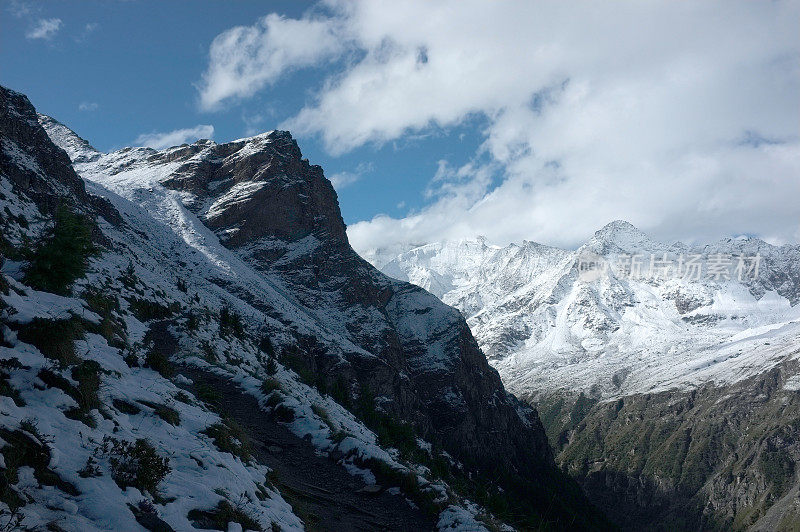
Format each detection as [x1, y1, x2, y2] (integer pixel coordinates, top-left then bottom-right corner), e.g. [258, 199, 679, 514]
[371, 222, 800, 400]
[23, 114, 502, 529]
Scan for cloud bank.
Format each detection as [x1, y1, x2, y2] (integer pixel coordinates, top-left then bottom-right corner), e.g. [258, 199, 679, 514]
[135, 125, 215, 150]
[199, 0, 800, 251]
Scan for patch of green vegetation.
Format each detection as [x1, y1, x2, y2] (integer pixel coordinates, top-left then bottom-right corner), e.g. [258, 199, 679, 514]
[63, 360, 103, 427]
[138, 400, 180, 426]
[104, 437, 170, 496]
[185, 311, 199, 332]
[760, 447, 794, 497]
[120, 261, 138, 290]
[260, 377, 281, 396]
[280, 344, 316, 386]
[218, 306, 244, 339]
[187, 500, 261, 531]
[15, 317, 84, 366]
[83, 287, 128, 349]
[356, 386, 418, 459]
[195, 382, 222, 409]
[0, 359, 25, 407]
[144, 350, 175, 378]
[0, 425, 80, 512]
[23, 205, 96, 295]
[202, 419, 253, 462]
[127, 297, 176, 322]
[358, 457, 443, 517]
[201, 340, 218, 363]
[113, 398, 141, 415]
[37, 361, 103, 428]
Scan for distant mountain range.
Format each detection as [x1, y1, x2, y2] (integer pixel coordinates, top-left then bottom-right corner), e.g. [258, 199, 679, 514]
[369, 222, 800, 529]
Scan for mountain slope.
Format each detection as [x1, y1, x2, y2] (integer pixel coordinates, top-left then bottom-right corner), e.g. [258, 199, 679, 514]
[0, 84, 609, 530]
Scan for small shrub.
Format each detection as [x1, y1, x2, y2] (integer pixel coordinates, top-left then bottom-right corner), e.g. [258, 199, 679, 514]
[138, 400, 180, 426]
[106, 437, 170, 495]
[201, 341, 218, 363]
[311, 404, 334, 431]
[23, 205, 96, 295]
[123, 352, 140, 368]
[144, 351, 175, 378]
[265, 354, 278, 376]
[67, 360, 102, 415]
[128, 298, 173, 322]
[78, 456, 102, 478]
[113, 399, 141, 415]
[195, 383, 222, 409]
[16, 317, 84, 366]
[120, 261, 138, 290]
[259, 336, 275, 358]
[174, 391, 191, 404]
[186, 311, 199, 332]
[176, 278, 187, 293]
[219, 306, 244, 339]
[83, 288, 127, 349]
[202, 419, 252, 462]
[0, 367, 25, 407]
[260, 377, 281, 396]
[187, 500, 261, 531]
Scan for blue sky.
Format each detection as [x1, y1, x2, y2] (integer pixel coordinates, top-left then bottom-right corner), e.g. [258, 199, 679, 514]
[4, 1, 799, 253]
[3, 0, 485, 227]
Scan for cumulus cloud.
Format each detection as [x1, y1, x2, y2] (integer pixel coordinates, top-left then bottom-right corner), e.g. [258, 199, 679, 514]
[328, 161, 374, 189]
[26, 17, 62, 40]
[197, 13, 348, 110]
[200, 0, 800, 250]
[134, 125, 215, 150]
[78, 102, 98, 112]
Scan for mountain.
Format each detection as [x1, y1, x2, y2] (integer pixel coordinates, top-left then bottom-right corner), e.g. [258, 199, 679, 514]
[0, 85, 603, 530]
[372, 223, 800, 529]
[374, 222, 800, 400]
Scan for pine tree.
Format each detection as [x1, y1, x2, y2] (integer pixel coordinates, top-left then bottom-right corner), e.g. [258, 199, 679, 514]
[24, 205, 95, 295]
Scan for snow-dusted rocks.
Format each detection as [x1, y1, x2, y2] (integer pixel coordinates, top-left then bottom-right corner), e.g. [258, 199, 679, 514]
[371, 222, 800, 400]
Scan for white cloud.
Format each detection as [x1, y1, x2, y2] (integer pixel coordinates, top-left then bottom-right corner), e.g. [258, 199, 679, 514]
[201, 0, 800, 250]
[197, 13, 349, 110]
[328, 161, 374, 189]
[26, 17, 62, 40]
[134, 125, 215, 150]
[78, 102, 98, 112]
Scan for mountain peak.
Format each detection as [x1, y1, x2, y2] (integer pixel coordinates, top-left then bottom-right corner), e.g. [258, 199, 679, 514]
[37, 113, 101, 163]
[587, 219, 656, 253]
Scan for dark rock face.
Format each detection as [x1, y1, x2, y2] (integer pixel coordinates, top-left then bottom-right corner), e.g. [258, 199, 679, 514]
[0, 86, 88, 214]
[161, 131, 553, 475]
[0, 85, 120, 227]
[544, 358, 800, 530]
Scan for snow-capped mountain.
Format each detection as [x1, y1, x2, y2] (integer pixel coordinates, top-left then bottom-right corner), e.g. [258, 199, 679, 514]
[0, 85, 603, 530]
[371, 222, 800, 400]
